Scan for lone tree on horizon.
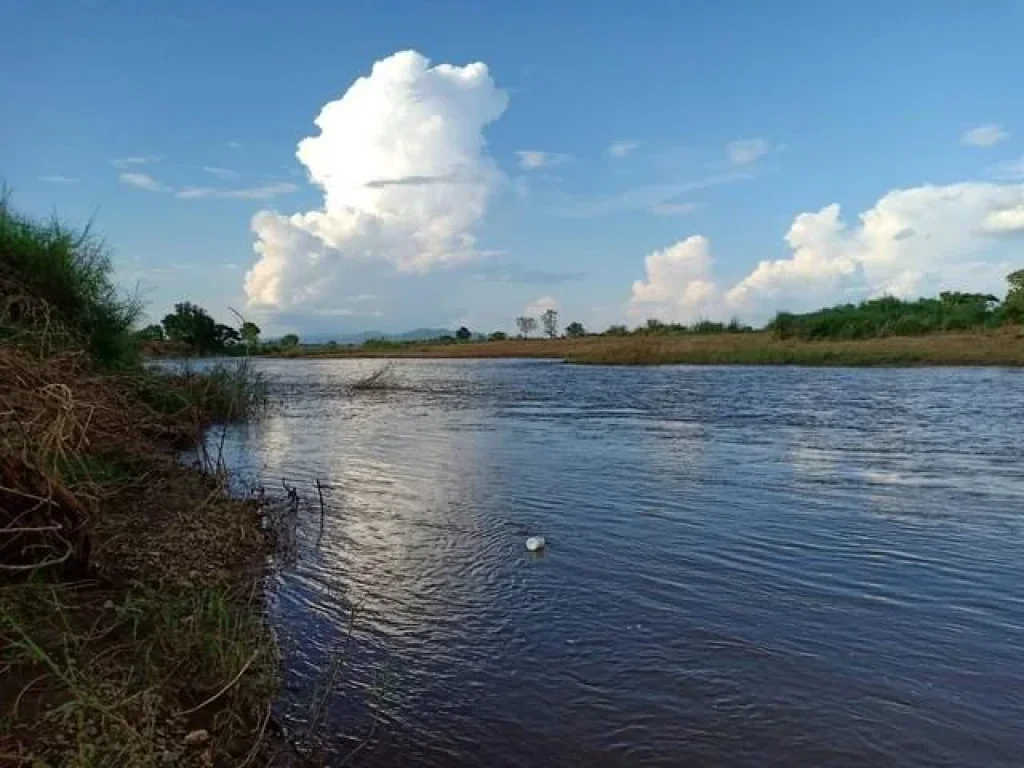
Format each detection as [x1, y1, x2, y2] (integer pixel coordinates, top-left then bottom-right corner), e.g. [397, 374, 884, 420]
[541, 308, 559, 339]
[565, 321, 585, 338]
[1008, 269, 1024, 320]
[516, 316, 538, 338]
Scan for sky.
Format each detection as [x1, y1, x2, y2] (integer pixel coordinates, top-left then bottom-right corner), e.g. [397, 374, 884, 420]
[3, 0, 1024, 337]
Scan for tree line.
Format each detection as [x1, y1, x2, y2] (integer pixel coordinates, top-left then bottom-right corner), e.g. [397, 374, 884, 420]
[135, 302, 294, 355]
[137, 270, 1024, 355]
[769, 272, 1024, 340]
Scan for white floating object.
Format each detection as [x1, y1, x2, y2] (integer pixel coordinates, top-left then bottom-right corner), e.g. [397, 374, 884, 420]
[525, 536, 546, 552]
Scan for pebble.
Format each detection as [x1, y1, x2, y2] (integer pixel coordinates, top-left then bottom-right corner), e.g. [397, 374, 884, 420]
[184, 729, 209, 746]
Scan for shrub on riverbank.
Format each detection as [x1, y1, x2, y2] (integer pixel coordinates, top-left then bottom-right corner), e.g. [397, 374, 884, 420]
[768, 289, 1015, 340]
[0, 196, 142, 367]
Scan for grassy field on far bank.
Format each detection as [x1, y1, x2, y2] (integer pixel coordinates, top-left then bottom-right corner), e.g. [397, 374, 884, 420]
[268, 329, 1024, 367]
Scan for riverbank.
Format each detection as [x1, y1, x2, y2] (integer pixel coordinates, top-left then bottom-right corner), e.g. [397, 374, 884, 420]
[1, 203, 281, 766]
[0, 348, 281, 766]
[268, 329, 1024, 366]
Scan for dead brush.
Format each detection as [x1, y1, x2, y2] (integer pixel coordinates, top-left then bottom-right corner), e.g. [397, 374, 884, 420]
[351, 361, 398, 391]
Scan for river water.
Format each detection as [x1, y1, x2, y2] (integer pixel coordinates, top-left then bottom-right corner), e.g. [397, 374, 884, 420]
[212, 359, 1024, 767]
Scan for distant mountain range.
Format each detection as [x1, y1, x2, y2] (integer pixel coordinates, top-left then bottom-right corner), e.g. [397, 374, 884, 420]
[296, 327, 452, 345]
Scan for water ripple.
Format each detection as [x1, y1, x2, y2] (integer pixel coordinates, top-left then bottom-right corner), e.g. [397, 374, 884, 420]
[208, 359, 1024, 766]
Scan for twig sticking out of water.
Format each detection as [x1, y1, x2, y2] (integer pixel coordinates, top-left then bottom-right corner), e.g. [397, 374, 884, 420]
[302, 603, 360, 759]
[351, 362, 397, 391]
[315, 477, 326, 546]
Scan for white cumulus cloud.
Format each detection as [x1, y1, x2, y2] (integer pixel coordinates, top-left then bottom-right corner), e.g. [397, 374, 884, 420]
[629, 182, 1024, 324]
[628, 236, 721, 323]
[524, 295, 558, 316]
[982, 205, 1024, 234]
[961, 123, 1009, 147]
[245, 50, 508, 310]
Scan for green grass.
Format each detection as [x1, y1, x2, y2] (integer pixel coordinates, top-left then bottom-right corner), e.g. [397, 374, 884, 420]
[0, 195, 141, 367]
[1, 581, 277, 767]
[135, 360, 269, 424]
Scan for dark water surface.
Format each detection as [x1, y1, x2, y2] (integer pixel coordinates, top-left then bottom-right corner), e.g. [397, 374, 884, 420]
[213, 359, 1024, 767]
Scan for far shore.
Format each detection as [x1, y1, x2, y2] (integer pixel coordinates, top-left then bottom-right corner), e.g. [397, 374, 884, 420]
[257, 329, 1024, 367]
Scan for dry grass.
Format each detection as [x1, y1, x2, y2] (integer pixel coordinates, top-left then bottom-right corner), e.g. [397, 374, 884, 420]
[301, 329, 1024, 366]
[0, 344, 281, 766]
[0, 201, 283, 766]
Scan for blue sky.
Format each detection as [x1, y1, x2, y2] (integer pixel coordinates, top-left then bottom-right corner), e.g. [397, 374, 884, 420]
[3, 0, 1024, 336]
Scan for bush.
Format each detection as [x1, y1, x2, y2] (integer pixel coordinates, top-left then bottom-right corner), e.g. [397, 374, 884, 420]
[0, 197, 141, 366]
[768, 289, 1014, 340]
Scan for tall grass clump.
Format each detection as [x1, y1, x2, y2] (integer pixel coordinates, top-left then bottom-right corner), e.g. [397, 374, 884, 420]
[145, 359, 269, 423]
[0, 195, 141, 367]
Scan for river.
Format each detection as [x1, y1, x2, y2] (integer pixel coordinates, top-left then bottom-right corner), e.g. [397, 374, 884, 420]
[210, 358, 1024, 767]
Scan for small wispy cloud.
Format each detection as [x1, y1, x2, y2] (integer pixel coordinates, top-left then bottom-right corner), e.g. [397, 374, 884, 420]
[607, 140, 640, 158]
[175, 182, 297, 200]
[991, 154, 1024, 180]
[113, 155, 160, 169]
[961, 123, 1009, 148]
[726, 138, 776, 166]
[516, 150, 570, 170]
[227, 141, 242, 149]
[651, 201, 698, 217]
[119, 172, 171, 192]
[203, 166, 240, 180]
[39, 175, 80, 184]
[550, 172, 751, 218]
[474, 263, 585, 285]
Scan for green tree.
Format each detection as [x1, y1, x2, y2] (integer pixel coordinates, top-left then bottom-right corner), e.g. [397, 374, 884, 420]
[455, 326, 472, 341]
[240, 321, 261, 348]
[162, 301, 219, 354]
[136, 324, 165, 342]
[280, 333, 299, 347]
[214, 324, 240, 347]
[488, 331, 508, 341]
[605, 324, 629, 336]
[565, 321, 585, 338]
[540, 308, 559, 338]
[516, 316, 537, 337]
[1007, 269, 1024, 320]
